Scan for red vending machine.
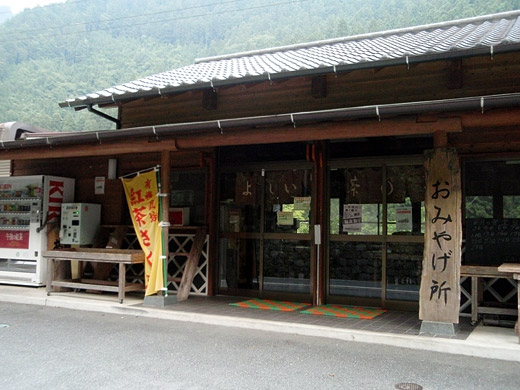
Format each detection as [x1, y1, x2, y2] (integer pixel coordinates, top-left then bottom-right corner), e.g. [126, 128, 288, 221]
[0, 175, 75, 286]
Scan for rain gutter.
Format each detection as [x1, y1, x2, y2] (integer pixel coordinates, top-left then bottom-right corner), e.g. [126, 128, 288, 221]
[5, 93, 520, 151]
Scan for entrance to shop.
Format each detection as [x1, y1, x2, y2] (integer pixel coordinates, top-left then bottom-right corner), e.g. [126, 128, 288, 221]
[218, 162, 314, 301]
[327, 157, 425, 310]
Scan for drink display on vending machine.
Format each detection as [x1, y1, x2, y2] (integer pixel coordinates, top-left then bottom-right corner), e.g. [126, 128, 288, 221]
[0, 175, 75, 286]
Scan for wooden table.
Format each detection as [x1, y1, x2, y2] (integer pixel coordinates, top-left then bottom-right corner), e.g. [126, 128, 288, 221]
[498, 263, 520, 343]
[460, 265, 517, 326]
[44, 248, 145, 303]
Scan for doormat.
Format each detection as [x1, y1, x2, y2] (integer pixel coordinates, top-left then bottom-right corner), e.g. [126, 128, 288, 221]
[300, 304, 386, 319]
[229, 298, 309, 312]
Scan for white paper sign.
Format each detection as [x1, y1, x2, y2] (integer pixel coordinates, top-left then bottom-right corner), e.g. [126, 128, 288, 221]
[277, 211, 294, 226]
[343, 204, 362, 232]
[294, 196, 311, 210]
[94, 176, 105, 195]
[396, 206, 413, 232]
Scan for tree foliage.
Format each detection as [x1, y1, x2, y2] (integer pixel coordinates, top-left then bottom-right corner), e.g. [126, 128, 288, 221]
[0, 0, 519, 132]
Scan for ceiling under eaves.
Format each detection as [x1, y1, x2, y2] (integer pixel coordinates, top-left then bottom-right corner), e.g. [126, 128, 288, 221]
[59, 10, 520, 109]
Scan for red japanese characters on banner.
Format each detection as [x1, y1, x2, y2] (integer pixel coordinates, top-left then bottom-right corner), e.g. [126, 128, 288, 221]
[122, 169, 163, 296]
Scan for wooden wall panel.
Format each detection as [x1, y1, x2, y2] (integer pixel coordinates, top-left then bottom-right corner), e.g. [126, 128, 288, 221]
[449, 126, 520, 155]
[11, 150, 205, 225]
[120, 53, 520, 129]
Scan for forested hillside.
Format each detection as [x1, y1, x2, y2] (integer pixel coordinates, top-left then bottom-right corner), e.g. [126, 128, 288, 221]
[0, 0, 519, 132]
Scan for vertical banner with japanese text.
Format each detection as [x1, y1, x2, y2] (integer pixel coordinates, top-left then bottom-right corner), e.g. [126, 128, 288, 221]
[419, 148, 462, 323]
[122, 169, 163, 296]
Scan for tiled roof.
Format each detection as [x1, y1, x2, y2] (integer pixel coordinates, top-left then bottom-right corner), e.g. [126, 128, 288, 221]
[60, 11, 520, 108]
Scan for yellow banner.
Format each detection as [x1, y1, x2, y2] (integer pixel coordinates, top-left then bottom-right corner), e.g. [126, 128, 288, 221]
[121, 169, 163, 296]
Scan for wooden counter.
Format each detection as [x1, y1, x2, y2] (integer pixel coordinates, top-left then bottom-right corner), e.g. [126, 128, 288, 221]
[498, 263, 520, 342]
[43, 248, 145, 303]
[460, 265, 517, 326]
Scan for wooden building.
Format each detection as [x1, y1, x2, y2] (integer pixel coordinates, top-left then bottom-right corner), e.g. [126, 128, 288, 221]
[2, 11, 520, 334]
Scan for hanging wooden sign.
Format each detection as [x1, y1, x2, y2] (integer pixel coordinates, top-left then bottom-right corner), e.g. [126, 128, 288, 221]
[419, 148, 462, 324]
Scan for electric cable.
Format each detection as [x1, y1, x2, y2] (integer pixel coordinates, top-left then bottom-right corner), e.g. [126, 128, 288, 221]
[0, 0, 309, 42]
[1, 0, 250, 35]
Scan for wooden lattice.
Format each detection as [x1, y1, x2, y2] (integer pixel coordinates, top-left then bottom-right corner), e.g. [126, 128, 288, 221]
[119, 231, 209, 296]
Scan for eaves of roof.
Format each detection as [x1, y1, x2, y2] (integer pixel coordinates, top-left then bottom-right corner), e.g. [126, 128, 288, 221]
[58, 10, 520, 109]
[7, 92, 518, 152]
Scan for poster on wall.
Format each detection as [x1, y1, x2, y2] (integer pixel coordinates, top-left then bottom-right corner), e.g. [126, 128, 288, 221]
[94, 177, 105, 195]
[396, 206, 412, 232]
[277, 211, 294, 226]
[343, 204, 362, 232]
[294, 196, 311, 210]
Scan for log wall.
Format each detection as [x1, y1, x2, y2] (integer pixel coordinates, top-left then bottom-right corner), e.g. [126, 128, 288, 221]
[120, 53, 520, 128]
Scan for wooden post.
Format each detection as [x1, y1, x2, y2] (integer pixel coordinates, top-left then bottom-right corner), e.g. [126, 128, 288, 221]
[207, 153, 217, 296]
[315, 141, 326, 306]
[161, 150, 171, 292]
[419, 148, 462, 335]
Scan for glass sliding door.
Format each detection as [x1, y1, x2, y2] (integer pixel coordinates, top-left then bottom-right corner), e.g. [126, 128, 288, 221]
[328, 158, 425, 308]
[218, 164, 314, 300]
[263, 169, 312, 295]
[219, 171, 262, 292]
[329, 167, 384, 300]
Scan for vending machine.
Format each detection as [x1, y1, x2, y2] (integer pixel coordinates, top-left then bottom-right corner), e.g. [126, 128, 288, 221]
[0, 175, 75, 286]
[60, 203, 101, 245]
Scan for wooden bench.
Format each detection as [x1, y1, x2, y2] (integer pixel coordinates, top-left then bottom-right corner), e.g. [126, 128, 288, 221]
[44, 248, 145, 303]
[460, 265, 517, 326]
[498, 263, 520, 343]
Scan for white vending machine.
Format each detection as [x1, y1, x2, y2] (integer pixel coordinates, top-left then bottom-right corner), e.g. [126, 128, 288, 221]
[60, 203, 101, 245]
[0, 175, 75, 286]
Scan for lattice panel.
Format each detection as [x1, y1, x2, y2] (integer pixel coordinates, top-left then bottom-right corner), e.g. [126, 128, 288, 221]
[167, 233, 209, 296]
[118, 231, 209, 296]
[460, 276, 518, 317]
[459, 277, 472, 317]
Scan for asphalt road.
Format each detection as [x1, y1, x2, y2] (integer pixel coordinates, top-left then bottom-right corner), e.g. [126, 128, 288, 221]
[1, 302, 519, 390]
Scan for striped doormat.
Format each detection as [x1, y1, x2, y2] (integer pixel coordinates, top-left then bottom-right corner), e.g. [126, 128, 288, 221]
[229, 298, 309, 312]
[300, 304, 386, 319]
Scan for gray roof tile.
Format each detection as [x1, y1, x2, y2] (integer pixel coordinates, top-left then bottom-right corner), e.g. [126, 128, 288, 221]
[60, 11, 520, 108]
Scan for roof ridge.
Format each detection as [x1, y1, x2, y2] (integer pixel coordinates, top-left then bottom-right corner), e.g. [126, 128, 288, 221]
[194, 10, 520, 64]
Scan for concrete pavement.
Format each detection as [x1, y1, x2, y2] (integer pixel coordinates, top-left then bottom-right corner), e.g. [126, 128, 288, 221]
[0, 284, 519, 362]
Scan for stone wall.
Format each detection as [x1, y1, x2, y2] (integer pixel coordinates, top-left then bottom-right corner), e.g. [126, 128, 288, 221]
[329, 241, 422, 285]
[263, 240, 310, 278]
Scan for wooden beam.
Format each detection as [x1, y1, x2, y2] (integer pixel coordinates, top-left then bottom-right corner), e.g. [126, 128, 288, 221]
[0, 139, 179, 160]
[175, 117, 462, 149]
[450, 126, 520, 154]
[459, 108, 520, 128]
[0, 116, 462, 161]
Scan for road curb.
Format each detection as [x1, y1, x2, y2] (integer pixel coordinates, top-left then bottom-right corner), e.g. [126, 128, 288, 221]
[1, 290, 519, 362]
